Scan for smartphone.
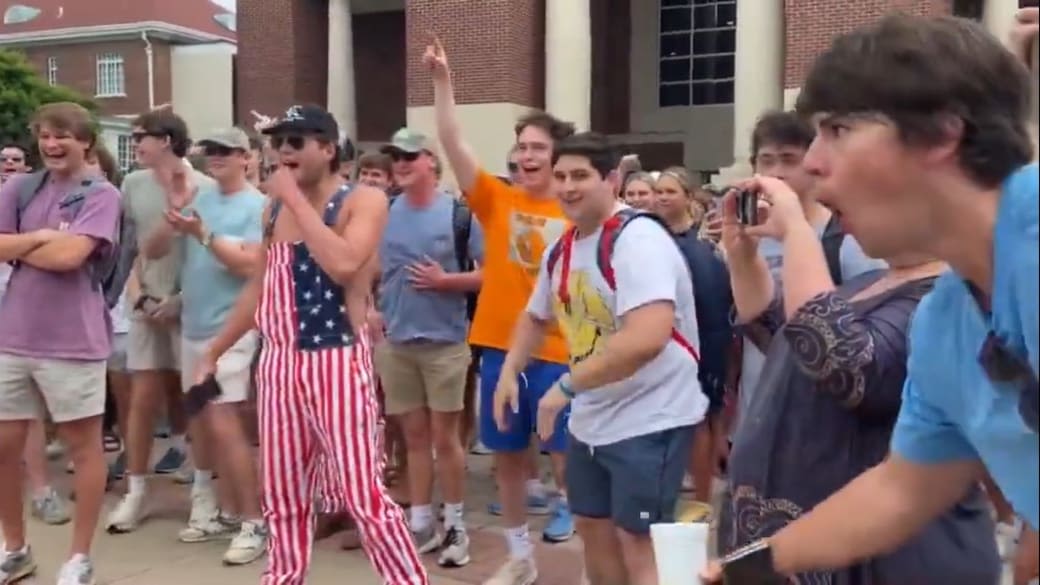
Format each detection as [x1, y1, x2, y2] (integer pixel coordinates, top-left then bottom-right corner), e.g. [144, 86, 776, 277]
[183, 375, 223, 418]
[737, 190, 759, 226]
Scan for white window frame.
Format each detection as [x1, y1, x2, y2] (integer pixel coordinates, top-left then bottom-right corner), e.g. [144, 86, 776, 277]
[46, 56, 58, 86]
[657, 0, 738, 107]
[116, 134, 134, 172]
[95, 53, 126, 98]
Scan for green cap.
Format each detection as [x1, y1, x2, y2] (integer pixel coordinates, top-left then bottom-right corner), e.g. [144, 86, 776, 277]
[381, 127, 435, 154]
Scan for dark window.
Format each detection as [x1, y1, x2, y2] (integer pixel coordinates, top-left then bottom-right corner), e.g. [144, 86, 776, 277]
[658, 1, 737, 107]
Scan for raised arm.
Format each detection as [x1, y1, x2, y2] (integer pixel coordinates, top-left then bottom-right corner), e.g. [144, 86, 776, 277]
[425, 36, 480, 193]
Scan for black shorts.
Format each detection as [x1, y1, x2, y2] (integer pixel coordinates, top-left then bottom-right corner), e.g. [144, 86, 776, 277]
[565, 425, 694, 535]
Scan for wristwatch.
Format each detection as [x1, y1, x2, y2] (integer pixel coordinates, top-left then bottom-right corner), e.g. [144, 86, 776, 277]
[720, 539, 787, 584]
[557, 372, 575, 399]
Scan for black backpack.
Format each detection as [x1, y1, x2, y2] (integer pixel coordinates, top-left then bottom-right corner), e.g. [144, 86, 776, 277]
[389, 196, 479, 320]
[13, 170, 136, 309]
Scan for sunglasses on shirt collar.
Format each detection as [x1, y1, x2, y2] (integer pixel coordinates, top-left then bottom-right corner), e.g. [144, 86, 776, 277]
[978, 330, 1039, 433]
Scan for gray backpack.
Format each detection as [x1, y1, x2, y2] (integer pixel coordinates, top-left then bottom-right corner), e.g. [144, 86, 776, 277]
[14, 170, 137, 309]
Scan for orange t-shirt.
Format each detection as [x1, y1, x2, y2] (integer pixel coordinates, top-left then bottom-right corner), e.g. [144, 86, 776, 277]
[465, 170, 568, 364]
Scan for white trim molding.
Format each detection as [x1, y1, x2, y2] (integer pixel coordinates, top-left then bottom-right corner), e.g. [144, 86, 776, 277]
[0, 20, 235, 46]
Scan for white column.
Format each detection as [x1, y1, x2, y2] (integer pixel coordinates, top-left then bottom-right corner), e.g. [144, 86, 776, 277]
[545, 0, 591, 131]
[714, 0, 784, 184]
[327, 0, 356, 140]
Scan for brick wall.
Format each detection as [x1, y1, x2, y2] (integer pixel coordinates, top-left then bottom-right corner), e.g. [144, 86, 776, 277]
[405, 0, 545, 107]
[23, 38, 172, 118]
[355, 11, 407, 142]
[783, 0, 952, 88]
[235, 0, 328, 124]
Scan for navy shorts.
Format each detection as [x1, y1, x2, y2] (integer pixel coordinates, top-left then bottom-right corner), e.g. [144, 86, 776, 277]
[566, 425, 694, 535]
[478, 348, 570, 452]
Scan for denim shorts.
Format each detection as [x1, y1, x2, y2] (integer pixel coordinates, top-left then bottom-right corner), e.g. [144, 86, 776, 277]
[565, 425, 694, 534]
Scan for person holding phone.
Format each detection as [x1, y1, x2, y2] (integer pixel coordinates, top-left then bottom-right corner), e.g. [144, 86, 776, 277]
[700, 11, 1037, 584]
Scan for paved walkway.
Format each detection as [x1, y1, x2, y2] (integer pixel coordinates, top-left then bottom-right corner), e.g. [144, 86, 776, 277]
[22, 448, 584, 584]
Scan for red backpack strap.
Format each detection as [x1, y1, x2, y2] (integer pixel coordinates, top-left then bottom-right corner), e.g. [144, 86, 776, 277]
[596, 208, 701, 363]
[551, 226, 579, 306]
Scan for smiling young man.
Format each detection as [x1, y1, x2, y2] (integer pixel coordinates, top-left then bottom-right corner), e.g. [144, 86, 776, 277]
[107, 107, 214, 534]
[0, 102, 121, 585]
[425, 36, 576, 584]
[141, 127, 268, 565]
[199, 104, 427, 585]
[499, 132, 705, 585]
[700, 12, 1038, 583]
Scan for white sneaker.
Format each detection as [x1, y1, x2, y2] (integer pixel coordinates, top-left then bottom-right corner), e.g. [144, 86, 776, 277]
[178, 489, 231, 543]
[0, 545, 36, 583]
[45, 440, 65, 460]
[56, 555, 96, 585]
[222, 520, 268, 566]
[106, 492, 147, 534]
[437, 526, 471, 568]
[483, 557, 537, 585]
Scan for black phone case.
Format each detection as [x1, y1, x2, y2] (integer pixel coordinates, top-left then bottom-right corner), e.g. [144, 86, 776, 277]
[183, 375, 222, 418]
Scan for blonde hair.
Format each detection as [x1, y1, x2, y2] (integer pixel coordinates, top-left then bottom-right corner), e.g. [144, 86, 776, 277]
[623, 171, 655, 192]
[658, 166, 716, 237]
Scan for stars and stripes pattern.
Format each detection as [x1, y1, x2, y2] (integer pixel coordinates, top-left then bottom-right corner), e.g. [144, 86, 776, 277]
[254, 241, 427, 585]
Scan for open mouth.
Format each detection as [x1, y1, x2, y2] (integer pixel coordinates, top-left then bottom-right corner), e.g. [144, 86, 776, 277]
[281, 161, 300, 170]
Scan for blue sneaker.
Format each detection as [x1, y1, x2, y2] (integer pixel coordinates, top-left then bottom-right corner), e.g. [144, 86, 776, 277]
[542, 498, 575, 543]
[153, 447, 186, 474]
[108, 452, 126, 481]
[486, 494, 551, 517]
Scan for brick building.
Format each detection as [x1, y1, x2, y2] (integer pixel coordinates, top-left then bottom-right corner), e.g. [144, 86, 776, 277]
[236, 0, 1020, 182]
[0, 0, 237, 170]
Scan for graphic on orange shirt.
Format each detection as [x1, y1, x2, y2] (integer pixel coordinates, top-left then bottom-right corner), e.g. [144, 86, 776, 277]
[551, 270, 615, 366]
[508, 211, 567, 276]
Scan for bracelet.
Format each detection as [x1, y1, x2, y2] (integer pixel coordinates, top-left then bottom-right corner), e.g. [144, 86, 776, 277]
[557, 372, 575, 399]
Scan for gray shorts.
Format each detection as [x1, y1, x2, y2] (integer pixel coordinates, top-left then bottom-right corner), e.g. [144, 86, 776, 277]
[0, 352, 107, 423]
[565, 425, 694, 535]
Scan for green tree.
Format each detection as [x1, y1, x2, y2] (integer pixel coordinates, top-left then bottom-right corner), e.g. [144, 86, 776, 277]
[0, 48, 96, 152]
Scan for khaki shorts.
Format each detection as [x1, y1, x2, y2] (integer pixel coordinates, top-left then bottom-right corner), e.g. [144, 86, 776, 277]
[180, 332, 259, 405]
[108, 332, 129, 372]
[0, 353, 107, 423]
[375, 341, 471, 416]
[127, 318, 181, 372]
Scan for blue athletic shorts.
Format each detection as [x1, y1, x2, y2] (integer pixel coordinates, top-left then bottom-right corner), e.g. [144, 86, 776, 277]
[478, 348, 570, 453]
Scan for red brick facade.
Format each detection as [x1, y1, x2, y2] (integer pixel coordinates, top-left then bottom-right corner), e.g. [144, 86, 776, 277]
[783, 0, 953, 88]
[20, 38, 173, 119]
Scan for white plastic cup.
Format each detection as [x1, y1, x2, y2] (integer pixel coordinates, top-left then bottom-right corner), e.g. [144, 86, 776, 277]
[650, 521, 710, 585]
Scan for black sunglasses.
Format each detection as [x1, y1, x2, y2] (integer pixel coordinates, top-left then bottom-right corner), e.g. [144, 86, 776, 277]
[270, 134, 309, 150]
[389, 150, 421, 163]
[203, 144, 240, 157]
[979, 330, 1039, 433]
[131, 131, 166, 143]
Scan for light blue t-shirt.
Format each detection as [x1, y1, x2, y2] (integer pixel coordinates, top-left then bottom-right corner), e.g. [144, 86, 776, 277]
[892, 163, 1039, 530]
[180, 184, 266, 340]
[378, 194, 484, 344]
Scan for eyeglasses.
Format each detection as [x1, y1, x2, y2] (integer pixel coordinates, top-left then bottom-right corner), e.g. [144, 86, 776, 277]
[0, 156, 24, 163]
[203, 144, 239, 157]
[979, 330, 1039, 433]
[131, 131, 166, 143]
[270, 134, 312, 150]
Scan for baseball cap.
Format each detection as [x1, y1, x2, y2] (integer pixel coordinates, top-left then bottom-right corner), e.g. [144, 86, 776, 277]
[197, 127, 250, 151]
[380, 127, 435, 155]
[261, 104, 339, 141]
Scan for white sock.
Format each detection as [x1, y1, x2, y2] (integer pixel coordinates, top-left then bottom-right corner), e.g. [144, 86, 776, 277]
[65, 553, 88, 566]
[127, 475, 147, 497]
[504, 524, 533, 560]
[409, 504, 434, 532]
[4, 543, 28, 555]
[170, 434, 187, 453]
[193, 469, 213, 492]
[443, 502, 465, 530]
[525, 479, 546, 499]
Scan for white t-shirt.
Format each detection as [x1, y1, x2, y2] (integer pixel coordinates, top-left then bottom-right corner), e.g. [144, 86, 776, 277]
[110, 288, 130, 335]
[0, 262, 11, 302]
[526, 213, 708, 446]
